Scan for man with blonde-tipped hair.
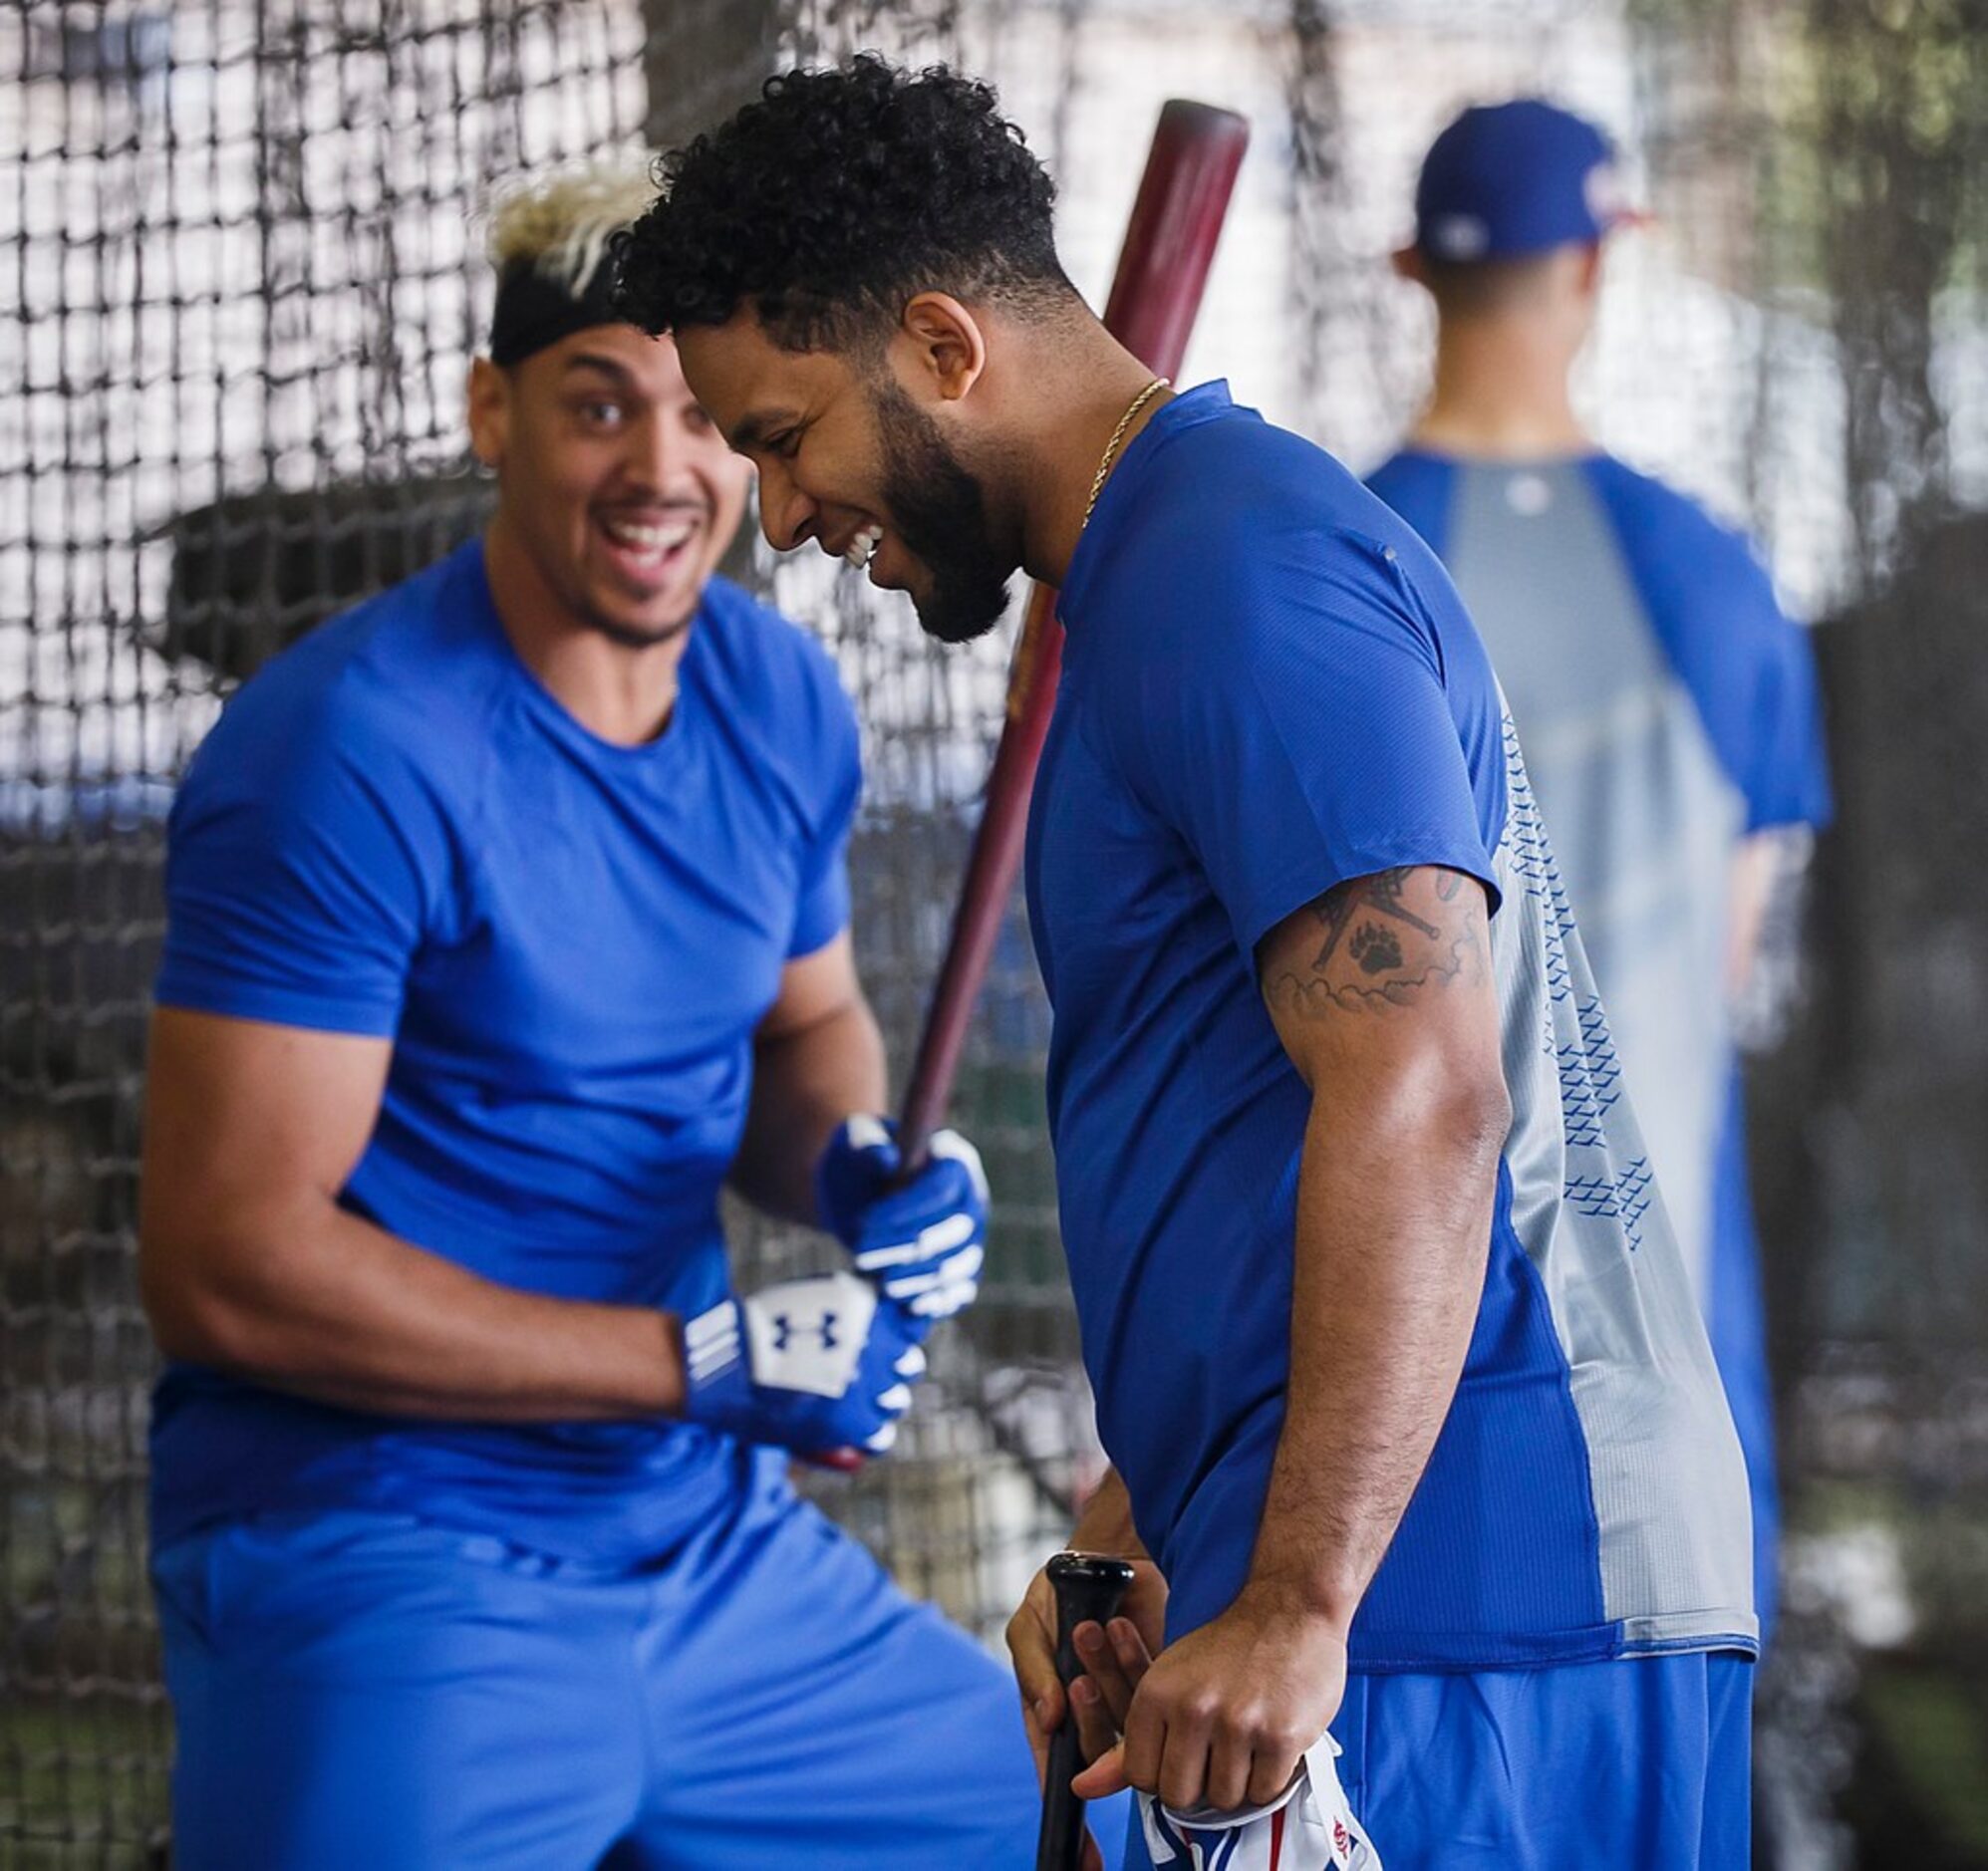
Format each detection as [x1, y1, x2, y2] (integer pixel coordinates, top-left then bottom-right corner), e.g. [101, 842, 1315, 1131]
[139, 157, 1063, 1869]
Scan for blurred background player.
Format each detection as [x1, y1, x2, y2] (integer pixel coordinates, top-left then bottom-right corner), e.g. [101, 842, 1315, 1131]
[623, 59, 1762, 1870]
[1368, 99, 1834, 1640]
[136, 157, 1065, 1870]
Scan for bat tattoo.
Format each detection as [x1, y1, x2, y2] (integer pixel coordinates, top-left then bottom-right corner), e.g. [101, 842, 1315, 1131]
[1271, 866, 1486, 1015]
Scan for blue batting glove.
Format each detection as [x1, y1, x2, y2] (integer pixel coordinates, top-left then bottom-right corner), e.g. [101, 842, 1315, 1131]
[681, 1271, 927, 1457]
[815, 1116, 989, 1326]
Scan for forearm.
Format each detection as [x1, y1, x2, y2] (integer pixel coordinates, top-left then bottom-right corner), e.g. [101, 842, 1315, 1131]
[146, 1199, 685, 1422]
[729, 996, 888, 1223]
[1071, 1465, 1150, 1558]
[1246, 1088, 1501, 1626]
[1727, 831, 1786, 1003]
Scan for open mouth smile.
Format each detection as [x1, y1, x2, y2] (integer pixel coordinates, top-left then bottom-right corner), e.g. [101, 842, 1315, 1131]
[597, 510, 702, 580]
[842, 522, 883, 571]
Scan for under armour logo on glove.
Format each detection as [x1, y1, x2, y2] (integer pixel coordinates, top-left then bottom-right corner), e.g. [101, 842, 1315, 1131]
[1140, 1734, 1382, 1871]
[682, 1271, 930, 1458]
[816, 1117, 990, 1325]
[738, 1274, 869, 1398]
[769, 1311, 841, 1354]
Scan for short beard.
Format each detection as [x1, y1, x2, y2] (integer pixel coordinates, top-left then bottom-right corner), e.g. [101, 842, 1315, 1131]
[493, 495, 702, 652]
[580, 603, 696, 653]
[872, 380, 1015, 646]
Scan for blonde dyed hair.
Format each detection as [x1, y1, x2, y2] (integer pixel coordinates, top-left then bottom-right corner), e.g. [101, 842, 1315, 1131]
[485, 153, 662, 297]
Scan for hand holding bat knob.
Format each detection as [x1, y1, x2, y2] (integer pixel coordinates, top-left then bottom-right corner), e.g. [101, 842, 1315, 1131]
[1036, 1551, 1138, 1871]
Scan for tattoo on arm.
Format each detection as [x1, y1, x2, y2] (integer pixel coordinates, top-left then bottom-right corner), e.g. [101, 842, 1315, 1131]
[1307, 866, 1440, 968]
[1267, 866, 1488, 1016]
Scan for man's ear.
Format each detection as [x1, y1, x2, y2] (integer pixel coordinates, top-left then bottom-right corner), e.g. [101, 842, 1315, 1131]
[465, 357, 509, 469]
[1391, 245, 1428, 288]
[896, 292, 989, 402]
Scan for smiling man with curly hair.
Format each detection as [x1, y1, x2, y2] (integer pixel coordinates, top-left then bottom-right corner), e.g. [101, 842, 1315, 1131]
[619, 56, 1763, 1871]
[616, 58, 1077, 649]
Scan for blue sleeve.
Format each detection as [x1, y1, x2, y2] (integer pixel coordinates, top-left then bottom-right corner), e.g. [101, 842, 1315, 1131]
[1110, 528, 1501, 961]
[1586, 461, 1833, 835]
[1741, 616, 1833, 834]
[155, 679, 442, 1035]
[1364, 451, 1458, 560]
[787, 671, 861, 959]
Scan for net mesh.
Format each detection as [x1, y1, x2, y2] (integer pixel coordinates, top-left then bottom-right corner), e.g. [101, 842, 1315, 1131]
[3, 1, 1984, 1863]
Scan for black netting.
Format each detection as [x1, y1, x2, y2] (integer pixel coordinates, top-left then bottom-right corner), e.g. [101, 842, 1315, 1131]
[2, 8, 649, 1860]
[4, 1, 1985, 1862]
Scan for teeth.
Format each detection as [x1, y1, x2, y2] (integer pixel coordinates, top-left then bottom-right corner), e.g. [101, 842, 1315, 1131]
[843, 523, 883, 569]
[604, 516, 696, 552]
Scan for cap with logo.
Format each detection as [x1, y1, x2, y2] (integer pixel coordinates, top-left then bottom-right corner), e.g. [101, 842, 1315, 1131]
[1413, 98, 1631, 263]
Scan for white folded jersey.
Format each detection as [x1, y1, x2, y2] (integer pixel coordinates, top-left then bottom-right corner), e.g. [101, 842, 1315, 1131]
[1138, 1736, 1381, 1871]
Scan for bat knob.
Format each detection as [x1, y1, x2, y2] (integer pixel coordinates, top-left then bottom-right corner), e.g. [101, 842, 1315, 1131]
[1047, 1550, 1138, 1671]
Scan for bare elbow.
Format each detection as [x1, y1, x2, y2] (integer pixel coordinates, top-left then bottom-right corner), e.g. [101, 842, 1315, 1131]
[144, 1299, 226, 1367]
[139, 1213, 288, 1371]
[1394, 1048, 1511, 1171]
[1449, 1071, 1511, 1273]
[1408, 1067, 1511, 1255]
[1456, 1069, 1513, 1167]
[140, 1226, 235, 1365]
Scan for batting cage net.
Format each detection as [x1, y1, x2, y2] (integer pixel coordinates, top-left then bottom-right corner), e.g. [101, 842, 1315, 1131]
[3, 1, 1985, 1863]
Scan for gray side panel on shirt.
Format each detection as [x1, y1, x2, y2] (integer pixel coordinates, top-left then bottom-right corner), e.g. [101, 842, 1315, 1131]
[1447, 462, 1745, 1302]
[1488, 712, 1757, 1649]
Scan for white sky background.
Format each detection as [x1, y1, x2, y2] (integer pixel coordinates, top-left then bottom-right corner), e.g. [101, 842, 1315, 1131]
[3, 0, 1976, 805]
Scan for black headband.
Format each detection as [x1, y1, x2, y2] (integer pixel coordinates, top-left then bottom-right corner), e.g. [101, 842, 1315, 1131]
[488, 258, 626, 368]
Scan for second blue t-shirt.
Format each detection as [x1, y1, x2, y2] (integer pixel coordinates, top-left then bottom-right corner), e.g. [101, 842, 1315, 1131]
[151, 539, 860, 1560]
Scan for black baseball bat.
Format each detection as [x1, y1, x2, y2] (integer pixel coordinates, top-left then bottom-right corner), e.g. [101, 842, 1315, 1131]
[1036, 1550, 1138, 1871]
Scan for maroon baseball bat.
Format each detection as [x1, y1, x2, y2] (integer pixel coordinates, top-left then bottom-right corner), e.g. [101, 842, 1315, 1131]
[807, 102, 1248, 1479]
[896, 100, 1251, 1172]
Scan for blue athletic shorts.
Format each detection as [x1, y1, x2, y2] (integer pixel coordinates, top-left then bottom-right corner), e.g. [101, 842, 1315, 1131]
[1120, 1651, 1752, 1871]
[152, 1480, 1131, 1869]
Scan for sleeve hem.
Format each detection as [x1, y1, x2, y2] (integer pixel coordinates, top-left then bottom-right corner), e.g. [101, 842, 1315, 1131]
[1233, 840, 1505, 962]
[1744, 794, 1834, 837]
[785, 913, 850, 962]
[152, 973, 401, 1039]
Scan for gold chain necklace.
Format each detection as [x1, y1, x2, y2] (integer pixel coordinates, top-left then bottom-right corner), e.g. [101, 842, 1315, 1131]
[1081, 378, 1170, 531]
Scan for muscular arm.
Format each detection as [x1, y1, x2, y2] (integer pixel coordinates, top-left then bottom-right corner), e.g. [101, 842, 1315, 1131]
[1248, 864, 1508, 1621]
[1074, 866, 1509, 1812]
[140, 1006, 684, 1420]
[726, 931, 887, 1224]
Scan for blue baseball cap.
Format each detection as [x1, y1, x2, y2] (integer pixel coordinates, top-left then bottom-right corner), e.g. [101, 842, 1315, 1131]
[1413, 99, 1632, 262]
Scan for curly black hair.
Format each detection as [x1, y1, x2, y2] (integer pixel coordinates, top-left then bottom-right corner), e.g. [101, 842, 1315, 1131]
[612, 55, 1074, 351]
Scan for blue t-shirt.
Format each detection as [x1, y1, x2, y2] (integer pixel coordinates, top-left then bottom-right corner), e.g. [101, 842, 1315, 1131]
[1365, 449, 1832, 1636]
[150, 539, 860, 1558]
[1027, 385, 1757, 1671]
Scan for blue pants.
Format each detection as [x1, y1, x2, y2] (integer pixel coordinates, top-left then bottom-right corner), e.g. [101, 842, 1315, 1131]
[154, 1484, 1127, 1869]
[1122, 1652, 1751, 1870]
